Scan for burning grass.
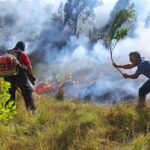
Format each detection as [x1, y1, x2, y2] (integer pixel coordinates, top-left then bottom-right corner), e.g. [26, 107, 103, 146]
[0, 95, 150, 150]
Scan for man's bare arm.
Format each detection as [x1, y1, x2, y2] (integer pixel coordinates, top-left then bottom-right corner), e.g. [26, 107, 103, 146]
[122, 73, 140, 79]
[113, 63, 135, 69]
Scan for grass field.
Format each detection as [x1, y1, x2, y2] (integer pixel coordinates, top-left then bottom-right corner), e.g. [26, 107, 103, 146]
[0, 93, 150, 150]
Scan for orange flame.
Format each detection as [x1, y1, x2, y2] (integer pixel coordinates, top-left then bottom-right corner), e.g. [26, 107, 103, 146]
[34, 83, 53, 95]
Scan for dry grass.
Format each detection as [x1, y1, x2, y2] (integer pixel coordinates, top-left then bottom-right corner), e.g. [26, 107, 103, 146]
[0, 93, 150, 150]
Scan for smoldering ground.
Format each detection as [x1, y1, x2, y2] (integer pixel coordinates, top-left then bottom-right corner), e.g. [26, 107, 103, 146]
[0, 0, 150, 103]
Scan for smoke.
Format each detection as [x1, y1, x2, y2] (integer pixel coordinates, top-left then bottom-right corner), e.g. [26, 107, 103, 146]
[0, 0, 66, 51]
[94, 0, 118, 28]
[1, 0, 150, 103]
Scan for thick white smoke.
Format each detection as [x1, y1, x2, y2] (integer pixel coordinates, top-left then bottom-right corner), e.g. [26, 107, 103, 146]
[0, 0, 66, 51]
[1, 0, 150, 102]
[94, 0, 118, 28]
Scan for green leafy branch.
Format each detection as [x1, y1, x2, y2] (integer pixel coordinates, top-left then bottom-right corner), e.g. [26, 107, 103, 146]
[104, 7, 136, 74]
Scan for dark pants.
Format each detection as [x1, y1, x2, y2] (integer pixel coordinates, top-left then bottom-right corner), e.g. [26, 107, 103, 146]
[4, 73, 36, 111]
[138, 79, 150, 105]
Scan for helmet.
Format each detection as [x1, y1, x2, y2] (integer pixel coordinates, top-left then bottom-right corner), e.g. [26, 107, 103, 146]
[15, 41, 25, 51]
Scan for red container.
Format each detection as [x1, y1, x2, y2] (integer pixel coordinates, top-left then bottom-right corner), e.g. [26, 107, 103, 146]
[0, 54, 18, 76]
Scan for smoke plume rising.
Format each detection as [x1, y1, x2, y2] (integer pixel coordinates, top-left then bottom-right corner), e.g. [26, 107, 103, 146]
[1, 0, 150, 103]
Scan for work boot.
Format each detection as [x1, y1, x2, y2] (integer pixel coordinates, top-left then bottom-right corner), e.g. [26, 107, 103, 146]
[28, 108, 36, 115]
[27, 106, 36, 115]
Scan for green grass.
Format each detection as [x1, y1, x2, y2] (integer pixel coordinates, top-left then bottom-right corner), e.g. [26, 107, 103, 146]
[0, 94, 150, 150]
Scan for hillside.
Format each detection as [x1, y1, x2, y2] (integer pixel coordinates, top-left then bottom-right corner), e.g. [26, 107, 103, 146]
[0, 95, 150, 150]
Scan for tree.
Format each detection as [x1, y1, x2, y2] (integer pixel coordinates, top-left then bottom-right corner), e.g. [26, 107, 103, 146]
[64, 0, 99, 36]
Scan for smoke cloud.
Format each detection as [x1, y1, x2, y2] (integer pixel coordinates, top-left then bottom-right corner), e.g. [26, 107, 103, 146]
[0, 0, 150, 103]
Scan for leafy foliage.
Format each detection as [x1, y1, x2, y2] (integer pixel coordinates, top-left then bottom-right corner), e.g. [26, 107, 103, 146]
[114, 28, 130, 41]
[108, 8, 135, 45]
[0, 78, 17, 124]
[103, 7, 135, 74]
[108, 8, 135, 42]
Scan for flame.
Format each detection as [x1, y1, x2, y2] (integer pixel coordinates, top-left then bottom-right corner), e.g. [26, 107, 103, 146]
[34, 83, 53, 95]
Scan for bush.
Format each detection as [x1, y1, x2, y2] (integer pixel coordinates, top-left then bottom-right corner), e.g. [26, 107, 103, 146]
[0, 78, 17, 124]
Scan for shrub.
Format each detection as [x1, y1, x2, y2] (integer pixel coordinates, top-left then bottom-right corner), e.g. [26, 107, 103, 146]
[0, 78, 17, 124]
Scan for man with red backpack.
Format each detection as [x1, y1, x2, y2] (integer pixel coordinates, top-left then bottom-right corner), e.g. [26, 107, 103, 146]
[4, 41, 36, 113]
